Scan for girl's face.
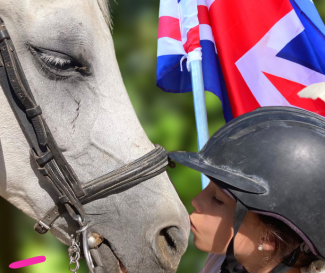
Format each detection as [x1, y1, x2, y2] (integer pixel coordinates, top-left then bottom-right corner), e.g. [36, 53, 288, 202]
[190, 182, 262, 258]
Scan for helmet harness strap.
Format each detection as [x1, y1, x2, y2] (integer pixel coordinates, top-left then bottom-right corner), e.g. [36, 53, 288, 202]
[221, 201, 248, 273]
[269, 247, 301, 273]
[221, 200, 303, 273]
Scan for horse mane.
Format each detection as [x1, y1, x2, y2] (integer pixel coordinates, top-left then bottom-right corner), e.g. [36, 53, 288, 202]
[97, 0, 113, 29]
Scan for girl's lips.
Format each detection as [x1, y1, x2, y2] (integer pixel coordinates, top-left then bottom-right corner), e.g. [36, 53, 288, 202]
[190, 220, 197, 231]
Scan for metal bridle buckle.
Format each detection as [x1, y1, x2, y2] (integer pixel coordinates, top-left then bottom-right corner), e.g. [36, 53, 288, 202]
[38, 220, 50, 231]
[34, 220, 51, 235]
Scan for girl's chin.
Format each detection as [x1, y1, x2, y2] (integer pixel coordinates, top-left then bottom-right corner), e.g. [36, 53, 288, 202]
[193, 237, 210, 253]
[193, 238, 227, 255]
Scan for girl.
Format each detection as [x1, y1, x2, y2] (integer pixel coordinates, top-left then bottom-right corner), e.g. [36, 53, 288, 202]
[169, 106, 325, 273]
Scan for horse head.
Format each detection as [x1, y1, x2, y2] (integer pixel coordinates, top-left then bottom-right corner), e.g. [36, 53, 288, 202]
[0, 1, 190, 272]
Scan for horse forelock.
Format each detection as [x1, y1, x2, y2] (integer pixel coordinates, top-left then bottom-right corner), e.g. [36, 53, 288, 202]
[97, 0, 113, 29]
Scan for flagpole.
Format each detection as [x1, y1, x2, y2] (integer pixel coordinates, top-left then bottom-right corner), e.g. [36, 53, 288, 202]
[190, 59, 210, 189]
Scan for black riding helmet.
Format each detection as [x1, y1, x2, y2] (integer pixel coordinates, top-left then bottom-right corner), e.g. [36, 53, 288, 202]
[169, 106, 325, 273]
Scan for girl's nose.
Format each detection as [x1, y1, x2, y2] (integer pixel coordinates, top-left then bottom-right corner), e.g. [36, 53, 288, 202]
[191, 192, 203, 213]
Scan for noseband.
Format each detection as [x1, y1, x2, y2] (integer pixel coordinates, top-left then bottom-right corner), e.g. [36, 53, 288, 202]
[0, 18, 171, 273]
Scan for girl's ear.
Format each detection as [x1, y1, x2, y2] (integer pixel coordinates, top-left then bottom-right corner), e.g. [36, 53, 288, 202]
[259, 236, 276, 251]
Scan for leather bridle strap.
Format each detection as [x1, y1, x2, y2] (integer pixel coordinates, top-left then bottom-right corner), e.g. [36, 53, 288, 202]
[35, 144, 169, 233]
[81, 144, 168, 203]
[0, 19, 86, 224]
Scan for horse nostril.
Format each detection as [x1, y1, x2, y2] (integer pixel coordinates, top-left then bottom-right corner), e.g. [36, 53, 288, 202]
[155, 226, 187, 270]
[159, 227, 178, 254]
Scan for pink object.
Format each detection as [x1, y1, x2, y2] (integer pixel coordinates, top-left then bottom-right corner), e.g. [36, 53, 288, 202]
[9, 256, 46, 269]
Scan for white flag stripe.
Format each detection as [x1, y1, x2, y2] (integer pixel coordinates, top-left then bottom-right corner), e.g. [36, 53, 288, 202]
[239, 60, 292, 106]
[158, 37, 186, 57]
[199, 24, 214, 43]
[199, 24, 217, 53]
[206, 0, 215, 10]
[197, 0, 208, 7]
[179, 0, 200, 48]
[159, 0, 179, 18]
[262, 57, 325, 85]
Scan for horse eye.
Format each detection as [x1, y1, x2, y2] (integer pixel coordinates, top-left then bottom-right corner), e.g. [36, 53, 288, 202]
[29, 45, 91, 79]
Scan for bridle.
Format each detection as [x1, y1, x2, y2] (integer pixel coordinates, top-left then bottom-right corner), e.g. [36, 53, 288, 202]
[0, 18, 171, 273]
[0, 16, 171, 273]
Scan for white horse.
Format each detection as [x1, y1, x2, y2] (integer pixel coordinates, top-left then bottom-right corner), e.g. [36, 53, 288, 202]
[0, 1, 190, 272]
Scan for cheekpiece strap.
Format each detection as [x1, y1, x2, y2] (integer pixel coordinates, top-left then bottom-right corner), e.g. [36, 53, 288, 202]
[34, 205, 64, 234]
[0, 18, 86, 228]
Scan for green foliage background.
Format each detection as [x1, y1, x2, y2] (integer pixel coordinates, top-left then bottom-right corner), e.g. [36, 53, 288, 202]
[1, 1, 325, 272]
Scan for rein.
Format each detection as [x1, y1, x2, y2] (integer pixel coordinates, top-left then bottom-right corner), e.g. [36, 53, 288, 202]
[0, 18, 169, 273]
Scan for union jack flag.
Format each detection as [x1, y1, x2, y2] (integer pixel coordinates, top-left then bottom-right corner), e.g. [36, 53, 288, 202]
[157, 0, 325, 121]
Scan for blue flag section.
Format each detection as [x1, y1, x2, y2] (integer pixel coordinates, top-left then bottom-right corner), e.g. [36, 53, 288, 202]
[287, 0, 325, 75]
[157, 40, 233, 122]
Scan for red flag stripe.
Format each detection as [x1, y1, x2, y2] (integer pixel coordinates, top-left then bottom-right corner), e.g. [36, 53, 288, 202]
[208, 0, 294, 117]
[209, 0, 293, 59]
[263, 72, 325, 115]
[158, 16, 182, 41]
[184, 25, 201, 53]
[198, 5, 211, 26]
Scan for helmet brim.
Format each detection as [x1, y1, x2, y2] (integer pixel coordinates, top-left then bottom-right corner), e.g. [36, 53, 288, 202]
[169, 151, 268, 194]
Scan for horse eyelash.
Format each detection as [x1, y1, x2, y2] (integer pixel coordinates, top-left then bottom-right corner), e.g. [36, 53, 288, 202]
[39, 52, 71, 67]
[28, 45, 91, 79]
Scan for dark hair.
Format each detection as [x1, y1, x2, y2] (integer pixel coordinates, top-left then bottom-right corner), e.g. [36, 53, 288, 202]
[258, 214, 318, 268]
